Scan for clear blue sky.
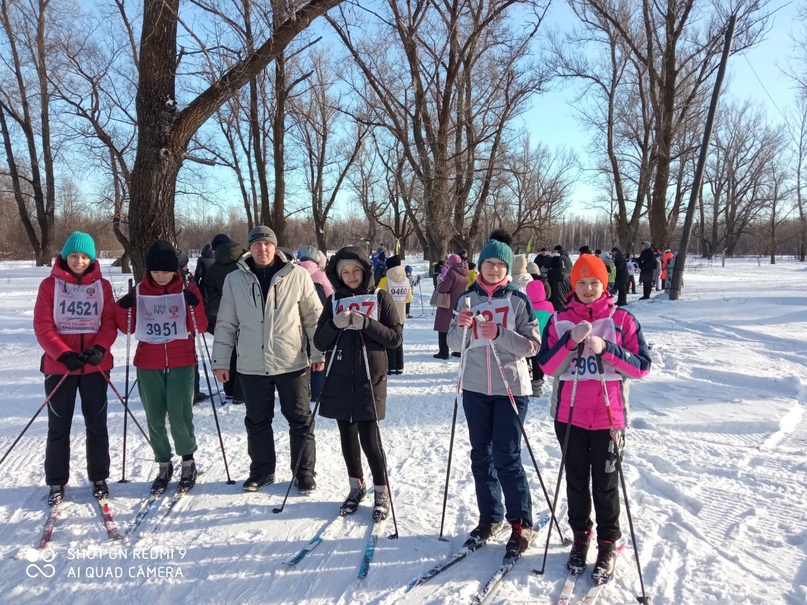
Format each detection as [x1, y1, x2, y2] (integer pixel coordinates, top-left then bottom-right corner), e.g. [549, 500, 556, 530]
[520, 1, 799, 213]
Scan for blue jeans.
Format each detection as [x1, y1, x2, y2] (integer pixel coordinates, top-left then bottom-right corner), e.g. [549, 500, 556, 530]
[462, 390, 532, 525]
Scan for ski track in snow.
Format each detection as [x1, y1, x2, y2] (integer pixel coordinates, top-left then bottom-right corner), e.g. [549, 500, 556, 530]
[0, 258, 806, 604]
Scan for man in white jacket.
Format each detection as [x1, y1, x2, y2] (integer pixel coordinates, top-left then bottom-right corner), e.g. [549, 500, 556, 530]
[212, 226, 325, 493]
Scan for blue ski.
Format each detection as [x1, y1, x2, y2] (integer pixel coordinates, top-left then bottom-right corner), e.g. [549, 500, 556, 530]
[472, 514, 552, 605]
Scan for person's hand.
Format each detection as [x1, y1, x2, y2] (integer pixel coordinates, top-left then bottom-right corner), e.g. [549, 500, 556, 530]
[311, 361, 325, 372]
[587, 335, 606, 355]
[80, 345, 105, 366]
[333, 310, 352, 329]
[456, 308, 475, 328]
[569, 321, 592, 343]
[58, 351, 85, 372]
[213, 368, 229, 383]
[477, 320, 499, 340]
[351, 311, 368, 330]
[118, 292, 135, 309]
[184, 291, 199, 307]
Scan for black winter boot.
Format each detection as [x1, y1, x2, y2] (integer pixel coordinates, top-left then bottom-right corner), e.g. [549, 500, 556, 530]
[48, 485, 65, 506]
[150, 462, 173, 494]
[92, 480, 109, 500]
[504, 520, 532, 559]
[340, 478, 367, 516]
[567, 529, 592, 572]
[465, 521, 503, 547]
[591, 540, 617, 584]
[178, 460, 197, 491]
[373, 486, 389, 521]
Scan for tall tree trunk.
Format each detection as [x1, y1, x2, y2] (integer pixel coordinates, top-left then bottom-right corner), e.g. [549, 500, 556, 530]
[128, 0, 181, 279]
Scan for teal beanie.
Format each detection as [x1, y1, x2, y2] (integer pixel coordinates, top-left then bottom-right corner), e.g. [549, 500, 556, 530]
[477, 238, 513, 273]
[61, 231, 96, 262]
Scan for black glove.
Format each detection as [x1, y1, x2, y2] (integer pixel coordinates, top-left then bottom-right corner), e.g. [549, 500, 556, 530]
[184, 291, 199, 307]
[58, 351, 85, 372]
[118, 292, 135, 309]
[80, 345, 105, 366]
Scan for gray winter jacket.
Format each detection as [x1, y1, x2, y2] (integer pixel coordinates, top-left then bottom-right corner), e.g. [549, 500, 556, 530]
[211, 252, 324, 376]
[447, 282, 540, 397]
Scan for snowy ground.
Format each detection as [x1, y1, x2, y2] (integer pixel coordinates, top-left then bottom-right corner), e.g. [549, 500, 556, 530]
[0, 255, 805, 605]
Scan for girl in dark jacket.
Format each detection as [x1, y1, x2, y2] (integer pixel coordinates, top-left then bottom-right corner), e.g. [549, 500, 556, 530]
[314, 246, 403, 520]
[34, 231, 118, 505]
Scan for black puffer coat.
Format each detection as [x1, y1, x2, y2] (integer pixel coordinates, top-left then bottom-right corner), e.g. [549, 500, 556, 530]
[204, 240, 246, 333]
[314, 246, 403, 422]
[611, 248, 629, 286]
[547, 255, 571, 311]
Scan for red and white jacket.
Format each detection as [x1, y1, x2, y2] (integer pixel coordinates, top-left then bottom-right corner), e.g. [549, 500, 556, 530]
[114, 273, 207, 370]
[34, 258, 117, 375]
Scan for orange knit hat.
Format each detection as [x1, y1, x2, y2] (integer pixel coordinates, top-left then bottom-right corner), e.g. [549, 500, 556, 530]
[571, 254, 609, 290]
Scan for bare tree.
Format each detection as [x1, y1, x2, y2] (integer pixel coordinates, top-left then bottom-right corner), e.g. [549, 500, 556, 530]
[699, 100, 784, 257]
[498, 135, 578, 244]
[126, 0, 344, 278]
[328, 0, 548, 262]
[564, 0, 769, 250]
[0, 0, 64, 264]
[287, 49, 366, 252]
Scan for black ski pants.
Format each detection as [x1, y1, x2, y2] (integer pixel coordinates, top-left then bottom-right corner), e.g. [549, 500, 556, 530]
[386, 344, 404, 372]
[615, 280, 628, 306]
[554, 420, 622, 542]
[336, 419, 387, 486]
[45, 371, 110, 486]
[239, 369, 316, 479]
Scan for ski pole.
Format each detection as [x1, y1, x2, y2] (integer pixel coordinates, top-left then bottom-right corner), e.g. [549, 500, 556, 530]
[119, 278, 133, 483]
[535, 341, 585, 575]
[102, 373, 151, 444]
[438, 296, 472, 540]
[200, 331, 225, 406]
[475, 312, 567, 545]
[273, 329, 343, 514]
[183, 275, 235, 485]
[0, 374, 69, 470]
[596, 355, 650, 604]
[358, 328, 399, 539]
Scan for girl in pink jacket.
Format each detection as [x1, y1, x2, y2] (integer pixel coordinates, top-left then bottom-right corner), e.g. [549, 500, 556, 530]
[537, 254, 651, 584]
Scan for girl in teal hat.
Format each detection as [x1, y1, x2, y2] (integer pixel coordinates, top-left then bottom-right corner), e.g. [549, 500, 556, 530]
[33, 231, 118, 505]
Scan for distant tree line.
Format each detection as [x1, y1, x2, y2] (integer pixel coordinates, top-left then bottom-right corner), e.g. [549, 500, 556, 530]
[1, 0, 805, 276]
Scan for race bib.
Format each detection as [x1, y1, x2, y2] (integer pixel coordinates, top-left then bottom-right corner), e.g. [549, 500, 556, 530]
[469, 299, 515, 349]
[556, 314, 620, 381]
[387, 278, 410, 302]
[333, 294, 378, 331]
[53, 278, 103, 334]
[133, 284, 190, 344]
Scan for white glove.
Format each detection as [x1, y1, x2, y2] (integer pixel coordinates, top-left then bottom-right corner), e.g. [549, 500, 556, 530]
[569, 322, 592, 343]
[333, 310, 352, 329]
[587, 335, 606, 355]
[351, 310, 368, 330]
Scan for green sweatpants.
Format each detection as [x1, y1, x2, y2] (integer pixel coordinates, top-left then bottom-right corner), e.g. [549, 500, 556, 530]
[137, 366, 197, 462]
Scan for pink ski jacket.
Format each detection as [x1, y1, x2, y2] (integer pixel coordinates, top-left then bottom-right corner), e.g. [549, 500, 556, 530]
[537, 293, 651, 430]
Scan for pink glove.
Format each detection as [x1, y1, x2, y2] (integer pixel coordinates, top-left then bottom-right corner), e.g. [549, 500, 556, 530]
[587, 335, 606, 355]
[569, 322, 592, 343]
[456, 308, 475, 328]
[477, 320, 499, 340]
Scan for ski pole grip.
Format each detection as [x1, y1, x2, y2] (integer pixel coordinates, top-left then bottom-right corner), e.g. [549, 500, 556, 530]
[127, 278, 133, 292]
[595, 354, 605, 375]
[463, 297, 471, 310]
